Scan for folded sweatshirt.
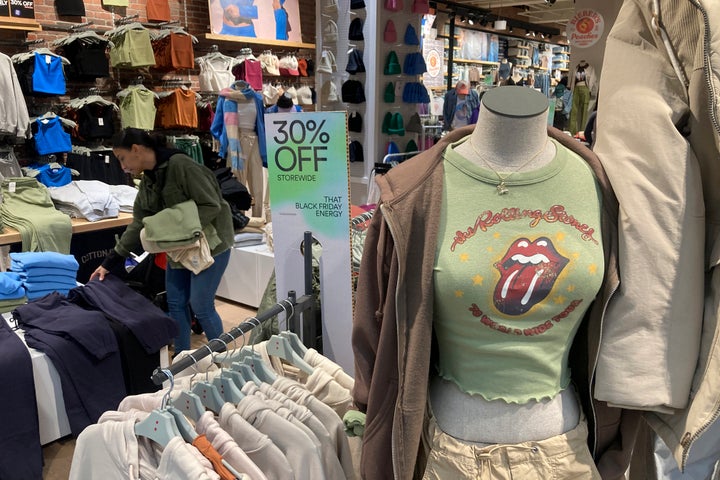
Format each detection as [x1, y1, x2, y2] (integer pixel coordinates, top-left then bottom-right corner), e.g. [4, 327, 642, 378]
[10, 251, 79, 271]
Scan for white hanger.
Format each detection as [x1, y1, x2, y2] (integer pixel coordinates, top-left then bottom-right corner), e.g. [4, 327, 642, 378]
[280, 331, 308, 357]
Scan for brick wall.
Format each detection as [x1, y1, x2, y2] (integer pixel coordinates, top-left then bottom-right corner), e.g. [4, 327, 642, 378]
[0, 0, 317, 99]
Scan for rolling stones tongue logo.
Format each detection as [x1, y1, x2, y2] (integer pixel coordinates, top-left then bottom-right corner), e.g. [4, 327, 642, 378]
[493, 237, 569, 315]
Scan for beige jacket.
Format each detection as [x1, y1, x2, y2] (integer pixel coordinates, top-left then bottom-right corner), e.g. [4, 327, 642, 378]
[593, 0, 720, 471]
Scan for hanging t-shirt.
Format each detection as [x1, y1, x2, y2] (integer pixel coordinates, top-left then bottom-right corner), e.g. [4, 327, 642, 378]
[451, 99, 471, 130]
[147, 0, 171, 21]
[77, 104, 115, 140]
[156, 89, 198, 129]
[109, 29, 155, 68]
[274, 7, 289, 41]
[55, 0, 85, 16]
[32, 52, 66, 95]
[433, 138, 604, 403]
[61, 41, 110, 80]
[198, 56, 235, 92]
[152, 33, 194, 70]
[34, 117, 72, 156]
[119, 86, 157, 131]
[231, 59, 263, 91]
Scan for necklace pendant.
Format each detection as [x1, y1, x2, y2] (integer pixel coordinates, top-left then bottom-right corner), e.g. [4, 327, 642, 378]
[497, 182, 509, 195]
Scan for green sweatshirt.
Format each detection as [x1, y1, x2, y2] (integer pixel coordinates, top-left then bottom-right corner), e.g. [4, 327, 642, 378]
[106, 150, 233, 270]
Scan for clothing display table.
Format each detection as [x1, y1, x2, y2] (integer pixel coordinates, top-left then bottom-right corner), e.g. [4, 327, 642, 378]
[0, 212, 133, 246]
[3, 313, 169, 445]
[216, 244, 274, 308]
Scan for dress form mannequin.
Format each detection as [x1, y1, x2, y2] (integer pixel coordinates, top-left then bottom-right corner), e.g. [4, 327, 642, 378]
[434, 86, 581, 445]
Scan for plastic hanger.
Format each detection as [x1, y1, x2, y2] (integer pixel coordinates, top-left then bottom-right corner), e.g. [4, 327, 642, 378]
[134, 369, 181, 448]
[232, 360, 263, 386]
[277, 300, 309, 357]
[169, 353, 205, 422]
[189, 346, 226, 415]
[235, 344, 278, 383]
[212, 338, 245, 403]
[280, 331, 308, 357]
[267, 334, 314, 375]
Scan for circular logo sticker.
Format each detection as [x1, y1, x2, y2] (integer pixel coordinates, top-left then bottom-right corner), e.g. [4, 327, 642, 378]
[567, 9, 604, 48]
[426, 49, 442, 77]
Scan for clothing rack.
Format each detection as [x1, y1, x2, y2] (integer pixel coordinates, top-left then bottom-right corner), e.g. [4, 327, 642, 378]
[150, 231, 318, 385]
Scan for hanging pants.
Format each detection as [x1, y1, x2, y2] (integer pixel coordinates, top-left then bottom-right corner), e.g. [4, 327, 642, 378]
[236, 129, 269, 221]
[569, 84, 591, 135]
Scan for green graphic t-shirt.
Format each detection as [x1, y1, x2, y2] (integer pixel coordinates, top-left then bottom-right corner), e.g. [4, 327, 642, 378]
[433, 137, 604, 403]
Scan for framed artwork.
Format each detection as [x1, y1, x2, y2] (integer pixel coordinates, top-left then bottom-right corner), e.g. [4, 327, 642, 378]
[208, 0, 303, 43]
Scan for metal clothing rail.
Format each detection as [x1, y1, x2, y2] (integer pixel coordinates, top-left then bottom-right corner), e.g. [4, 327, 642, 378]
[150, 231, 317, 385]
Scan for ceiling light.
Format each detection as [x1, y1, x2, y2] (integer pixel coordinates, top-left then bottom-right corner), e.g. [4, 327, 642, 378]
[525, 30, 532, 36]
[508, 26, 513, 32]
[467, 17, 474, 25]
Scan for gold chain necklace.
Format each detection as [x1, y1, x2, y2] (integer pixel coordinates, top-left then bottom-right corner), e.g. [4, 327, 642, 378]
[468, 138, 549, 195]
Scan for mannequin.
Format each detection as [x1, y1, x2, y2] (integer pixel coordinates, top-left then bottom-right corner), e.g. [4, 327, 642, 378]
[351, 85, 619, 479]
[568, 60, 596, 134]
[435, 87, 588, 448]
[497, 58, 512, 83]
[211, 80, 270, 222]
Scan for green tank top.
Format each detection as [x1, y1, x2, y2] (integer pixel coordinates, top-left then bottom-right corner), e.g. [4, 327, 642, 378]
[433, 138, 604, 403]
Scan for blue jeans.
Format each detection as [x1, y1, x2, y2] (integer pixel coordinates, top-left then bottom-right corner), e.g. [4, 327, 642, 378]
[166, 249, 231, 353]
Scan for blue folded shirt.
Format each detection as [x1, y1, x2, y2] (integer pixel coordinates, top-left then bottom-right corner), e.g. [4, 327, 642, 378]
[0, 272, 23, 295]
[10, 252, 79, 272]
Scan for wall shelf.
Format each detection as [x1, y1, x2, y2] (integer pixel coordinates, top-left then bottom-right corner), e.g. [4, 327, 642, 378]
[453, 58, 499, 66]
[204, 33, 315, 50]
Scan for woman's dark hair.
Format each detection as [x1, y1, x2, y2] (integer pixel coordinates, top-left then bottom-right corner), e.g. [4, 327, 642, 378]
[112, 127, 167, 150]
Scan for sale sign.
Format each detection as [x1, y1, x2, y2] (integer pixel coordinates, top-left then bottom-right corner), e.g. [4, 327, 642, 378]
[266, 111, 354, 374]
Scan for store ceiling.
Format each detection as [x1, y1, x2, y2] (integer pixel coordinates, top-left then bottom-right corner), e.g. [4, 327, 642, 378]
[456, 0, 576, 29]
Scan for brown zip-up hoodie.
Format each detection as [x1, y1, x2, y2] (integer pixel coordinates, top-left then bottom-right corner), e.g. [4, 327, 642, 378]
[351, 125, 640, 480]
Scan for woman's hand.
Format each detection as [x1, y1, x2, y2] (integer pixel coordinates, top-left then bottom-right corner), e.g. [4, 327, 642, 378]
[90, 265, 110, 281]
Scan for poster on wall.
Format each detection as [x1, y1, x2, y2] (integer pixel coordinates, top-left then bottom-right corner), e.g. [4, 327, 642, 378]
[423, 38, 445, 88]
[566, 9, 604, 48]
[208, 0, 303, 43]
[266, 111, 354, 375]
[0, 0, 35, 18]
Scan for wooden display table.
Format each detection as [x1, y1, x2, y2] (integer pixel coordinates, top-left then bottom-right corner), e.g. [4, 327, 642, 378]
[0, 212, 134, 246]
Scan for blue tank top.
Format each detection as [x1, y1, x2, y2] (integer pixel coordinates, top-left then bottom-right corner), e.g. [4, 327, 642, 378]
[32, 52, 66, 95]
[34, 117, 72, 156]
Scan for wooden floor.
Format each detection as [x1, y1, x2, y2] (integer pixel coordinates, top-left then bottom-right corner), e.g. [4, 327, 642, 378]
[41, 298, 258, 480]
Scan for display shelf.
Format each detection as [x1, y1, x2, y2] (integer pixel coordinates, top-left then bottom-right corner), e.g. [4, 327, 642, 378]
[0, 18, 42, 31]
[453, 58, 500, 66]
[0, 212, 134, 246]
[204, 33, 315, 50]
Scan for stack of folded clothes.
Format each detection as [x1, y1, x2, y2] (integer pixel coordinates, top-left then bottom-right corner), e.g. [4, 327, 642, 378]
[0, 271, 27, 312]
[10, 251, 79, 301]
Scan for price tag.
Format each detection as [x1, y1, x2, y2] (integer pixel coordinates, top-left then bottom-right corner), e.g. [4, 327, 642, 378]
[45, 55, 52, 64]
[8, 182, 15, 193]
[104, 155, 110, 164]
[98, 118, 104, 126]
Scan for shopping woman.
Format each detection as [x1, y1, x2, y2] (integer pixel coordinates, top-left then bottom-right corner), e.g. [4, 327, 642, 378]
[91, 127, 234, 353]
